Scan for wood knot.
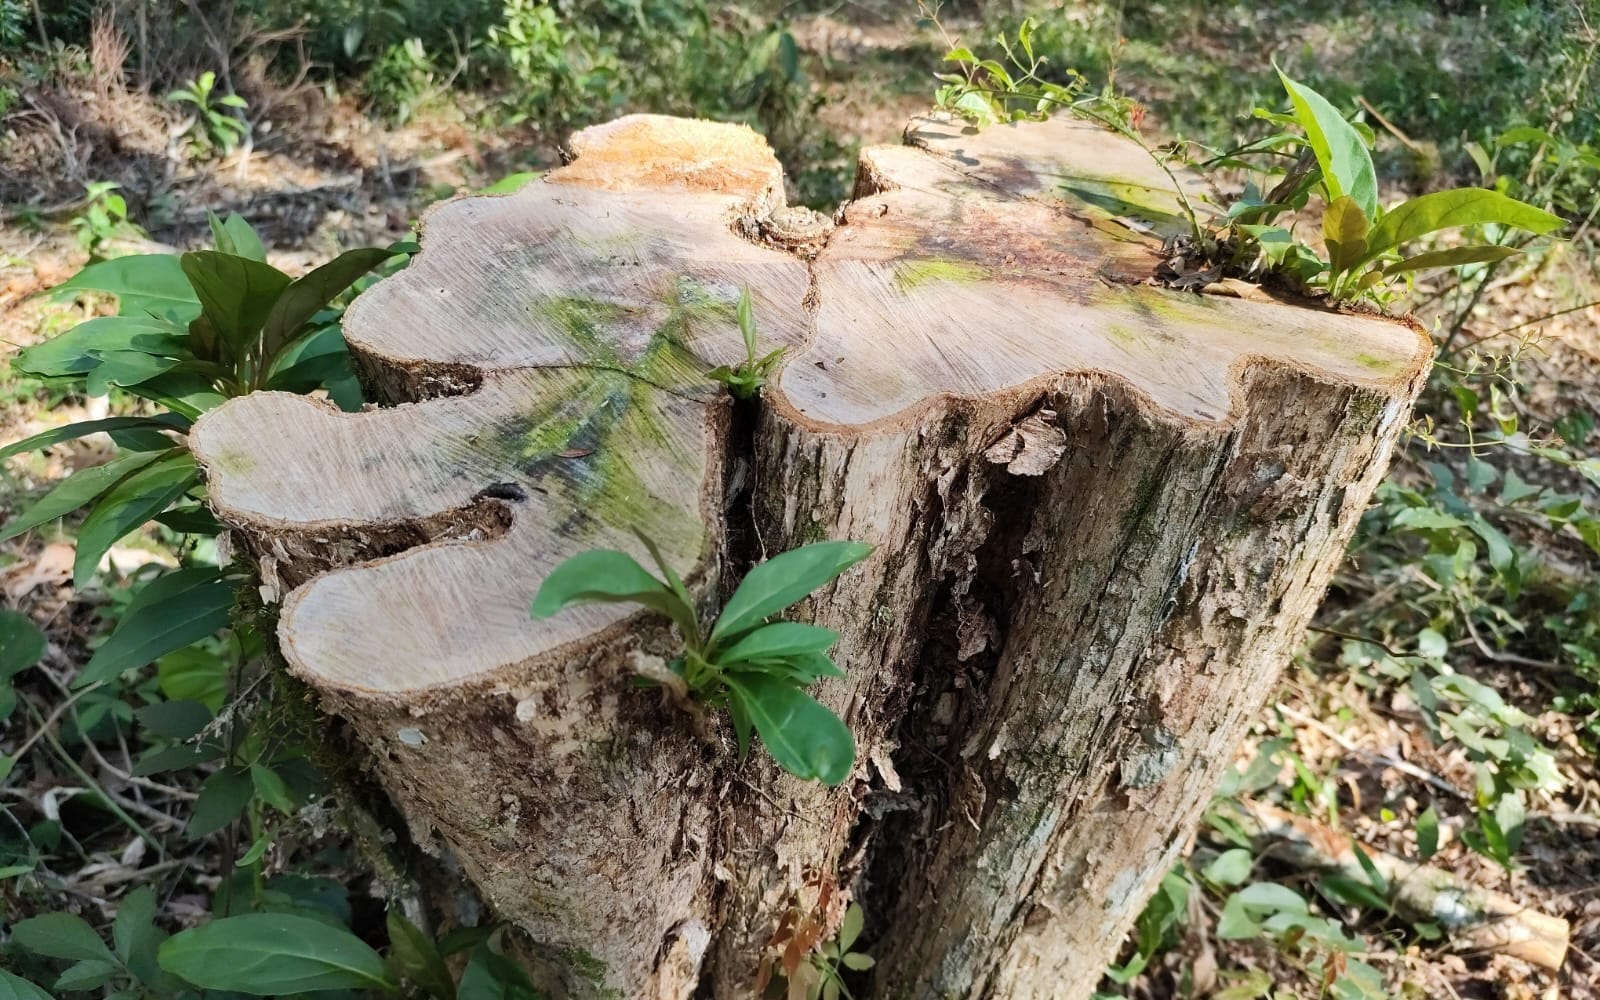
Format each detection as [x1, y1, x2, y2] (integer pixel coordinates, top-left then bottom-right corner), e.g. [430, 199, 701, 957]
[755, 205, 835, 258]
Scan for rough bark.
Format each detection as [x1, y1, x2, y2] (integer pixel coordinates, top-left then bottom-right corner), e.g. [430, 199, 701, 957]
[191, 112, 1432, 999]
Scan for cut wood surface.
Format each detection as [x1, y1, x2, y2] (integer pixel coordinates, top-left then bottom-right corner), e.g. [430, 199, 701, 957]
[193, 111, 1432, 999]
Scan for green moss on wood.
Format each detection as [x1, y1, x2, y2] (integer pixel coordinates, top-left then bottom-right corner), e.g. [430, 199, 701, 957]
[894, 258, 990, 292]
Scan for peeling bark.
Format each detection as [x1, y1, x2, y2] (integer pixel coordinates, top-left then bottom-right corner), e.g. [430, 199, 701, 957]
[192, 112, 1431, 999]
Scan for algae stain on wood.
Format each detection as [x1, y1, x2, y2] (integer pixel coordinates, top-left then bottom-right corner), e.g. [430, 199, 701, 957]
[894, 258, 990, 293]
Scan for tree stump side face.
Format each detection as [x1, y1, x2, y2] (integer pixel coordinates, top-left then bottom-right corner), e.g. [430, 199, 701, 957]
[192, 112, 1432, 999]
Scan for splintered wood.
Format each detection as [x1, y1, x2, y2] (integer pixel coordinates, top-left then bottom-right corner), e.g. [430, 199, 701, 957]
[194, 113, 1440, 999]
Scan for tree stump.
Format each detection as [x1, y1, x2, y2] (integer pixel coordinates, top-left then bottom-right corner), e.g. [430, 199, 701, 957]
[192, 113, 1432, 999]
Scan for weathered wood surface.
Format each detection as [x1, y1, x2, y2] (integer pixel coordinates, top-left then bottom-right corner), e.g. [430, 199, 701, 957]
[192, 112, 1432, 999]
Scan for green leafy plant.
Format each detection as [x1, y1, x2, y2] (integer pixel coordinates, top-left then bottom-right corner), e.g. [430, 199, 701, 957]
[1104, 869, 1189, 985]
[167, 71, 249, 155]
[1, 215, 407, 693]
[933, 22, 1568, 305]
[768, 902, 874, 1000]
[3, 886, 545, 998]
[1238, 69, 1565, 301]
[0, 608, 45, 729]
[365, 36, 443, 125]
[159, 912, 394, 994]
[707, 287, 784, 401]
[532, 536, 871, 785]
[9, 887, 186, 996]
[68, 181, 144, 257]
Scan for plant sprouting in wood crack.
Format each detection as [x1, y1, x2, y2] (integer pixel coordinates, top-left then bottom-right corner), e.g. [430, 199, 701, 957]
[531, 532, 871, 785]
[707, 286, 786, 400]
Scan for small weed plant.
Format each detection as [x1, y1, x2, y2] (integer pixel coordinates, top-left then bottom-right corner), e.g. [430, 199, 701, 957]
[533, 535, 871, 785]
[707, 287, 785, 400]
[765, 902, 874, 1000]
[167, 71, 249, 155]
[68, 181, 143, 258]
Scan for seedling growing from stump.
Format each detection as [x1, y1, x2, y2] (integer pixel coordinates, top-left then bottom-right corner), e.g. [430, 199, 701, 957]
[533, 535, 872, 785]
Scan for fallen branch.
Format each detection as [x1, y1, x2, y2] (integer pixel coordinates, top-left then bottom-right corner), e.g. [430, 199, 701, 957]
[1235, 798, 1569, 971]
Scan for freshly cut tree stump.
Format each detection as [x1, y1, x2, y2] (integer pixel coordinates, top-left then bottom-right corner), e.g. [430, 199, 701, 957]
[193, 113, 1432, 999]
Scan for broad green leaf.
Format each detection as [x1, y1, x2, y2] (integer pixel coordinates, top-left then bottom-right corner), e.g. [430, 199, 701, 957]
[84, 350, 184, 395]
[1364, 189, 1565, 259]
[1214, 892, 1259, 940]
[1238, 224, 1294, 265]
[187, 767, 254, 837]
[251, 764, 297, 814]
[179, 251, 292, 359]
[0, 449, 165, 544]
[134, 742, 221, 776]
[265, 324, 363, 410]
[78, 567, 233, 686]
[11, 912, 116, 963]
[13, 316, 187, 379]
[152, 504, 223, 535]
[710, 540, 873, 645]
[125, 370, 228, 420]
[737, 286, 757, 356]
[72, 449, 200, 586]
[113, 886, 168, 986]
[839, 903, 864, 951]
[722, 673, 855, 785]
[0, 414, 188, 462]
[208, 212, 267, 261]
[1277, 70, 1377, 218]
[1233, 881, 1309, 914]
[0, 608, 45, 679]
[0, 970, 54, 1000]
[633, 529, 698, 642]
[782, 651, 846, 681]
[1390, 507, 1466, 531]
[54, 255, 201, 322]
[457, 939, 540, 1000]
[158, 913, 392, 994]
[718, 622, 840, 664]
[1203, 847, 1254, 887]
[134, 699, 212, 740]
[1495, 792, 1526, 856]
[1382, 244, 1522, 275]
[1497, 125, 1557, 147]
[1322, 196, 1369, 277]
[156, 646, 230, 711]
[258, 248, 395, 361]
[53, 960, 120, 992]
[386, 910, 456, 1000]
[530, 549, 698, 642]
[238, 835, 269, 867]
[1417, 806, 1438, 861]
[437, 926, 494, 957]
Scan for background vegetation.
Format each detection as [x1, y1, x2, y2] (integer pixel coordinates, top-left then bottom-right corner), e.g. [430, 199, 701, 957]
[1, 1, 1597, 998]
